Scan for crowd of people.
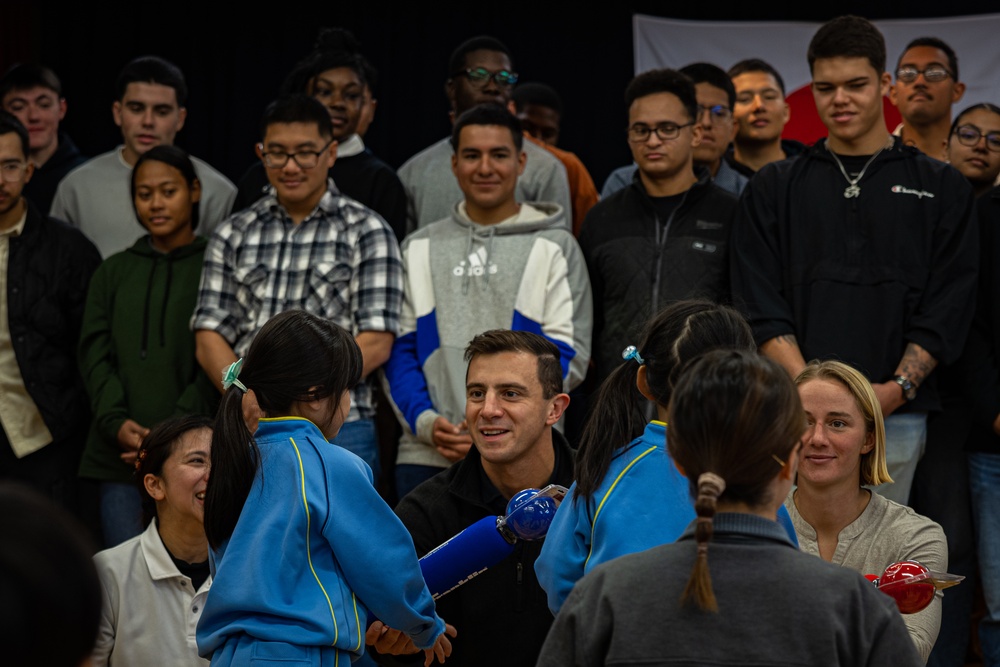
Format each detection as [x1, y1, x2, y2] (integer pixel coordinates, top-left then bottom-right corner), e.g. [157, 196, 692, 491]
[0, 11, 998, 667]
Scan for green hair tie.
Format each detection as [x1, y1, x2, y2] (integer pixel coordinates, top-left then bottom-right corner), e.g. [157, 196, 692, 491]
[222, 358, 248, 393]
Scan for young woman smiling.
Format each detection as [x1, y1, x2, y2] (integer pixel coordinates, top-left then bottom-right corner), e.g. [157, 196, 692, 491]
[78, 145, 218, 548]
[785, 360, 947, 662]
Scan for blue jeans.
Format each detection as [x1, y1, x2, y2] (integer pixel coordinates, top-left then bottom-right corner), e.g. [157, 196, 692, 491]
[333, 418, 379, 479]
[969, 451, 1000, 666]
[99, 481, 144, 548]
[871, 412, 927, 505]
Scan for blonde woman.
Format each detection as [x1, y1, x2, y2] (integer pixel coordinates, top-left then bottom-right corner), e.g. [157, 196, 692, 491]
[786, 360, 947, 663]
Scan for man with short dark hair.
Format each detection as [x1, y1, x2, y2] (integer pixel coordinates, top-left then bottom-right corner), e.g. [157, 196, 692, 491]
[511, 82, 598, 235]
[602, 63, 747, 198]
[890, 37, 965, 161]
[398, 36, 571, 232]
[384, 103, 590, 499]
[193, 95, 402, 475]
[233, 28, 407, 241]
[725, 58, 805, 176]
[0, 112, 101, 513]
[0, 64, 87, 213]
[51, 56, 236, 257]
[381, 329, 574, 666]
[731, 16, 977, 532]
[581, 68, 737, 384]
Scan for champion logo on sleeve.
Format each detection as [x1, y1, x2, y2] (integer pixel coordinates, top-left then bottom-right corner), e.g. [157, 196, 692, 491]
[891, 185, 935, 199]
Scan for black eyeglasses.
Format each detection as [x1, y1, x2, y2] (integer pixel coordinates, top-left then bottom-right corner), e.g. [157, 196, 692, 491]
[953, 124, 1000, 152]
[896, 65, 953, 84]
[453, 67, 519, 87]
[258, 139, 335, 169]
[627, 122, 695, 143]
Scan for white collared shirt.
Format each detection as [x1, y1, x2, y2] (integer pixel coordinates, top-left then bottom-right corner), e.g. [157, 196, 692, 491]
[92, 521, 212, 666]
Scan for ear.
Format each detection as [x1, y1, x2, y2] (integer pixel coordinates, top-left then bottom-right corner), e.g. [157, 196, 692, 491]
[516, 149, 526, 177]
[190, 178, 202, 204]
[325, 140, 338, 169]
[778, 442, 803, 482]
[673, 459, 686, 478]
[507, 99, 517, 116]
[112, 100, 123, 128]
[144, 473, 166, 502]
[636, 365, 657, 403]
[451, 151, 459, 178]
[255, 142, 265, 162]
[22, 162, 34, 184]
[57, 98, 67, 122]
[952, 81, 966, 104]
[860, 430, 876, 455]
[545, 393, 571, 426]
[241, 389, 262, 435]
[782, 100, 791, 125]
[175, 106, 187, 133]
[879, 71, 892, 99]
[690, 123, 703, 148]
[445, 79, 456, 110]
[889, 82, 900, 107]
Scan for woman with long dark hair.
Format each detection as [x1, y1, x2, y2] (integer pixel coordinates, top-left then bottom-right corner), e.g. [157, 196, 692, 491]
[536, 300, 797, 613]
[196, 310, 451, 666]
[537, 350, 921, 666]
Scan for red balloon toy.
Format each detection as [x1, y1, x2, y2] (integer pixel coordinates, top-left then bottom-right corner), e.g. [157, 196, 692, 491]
[865, 560, 964, 614]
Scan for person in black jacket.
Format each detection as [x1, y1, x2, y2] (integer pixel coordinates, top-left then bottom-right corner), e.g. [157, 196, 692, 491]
[370, 330, 573, 667]
[0, 112, 101, 513]
[0, 64, 87, 215]
[730, 15, 978, 507]
[579, 68, 737, 384]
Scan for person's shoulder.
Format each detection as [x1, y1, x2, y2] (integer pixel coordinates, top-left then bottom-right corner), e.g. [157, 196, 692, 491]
[58, 149, 121, 185]
[399, 138, 451, 176]
[522, 138, 563, 170]
[875, 493, 944, 533]
[190, 156, 237, 191]
[93, 531, 143, 570]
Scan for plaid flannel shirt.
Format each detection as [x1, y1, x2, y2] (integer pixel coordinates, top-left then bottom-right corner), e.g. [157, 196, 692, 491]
[192, 181, 402, 420]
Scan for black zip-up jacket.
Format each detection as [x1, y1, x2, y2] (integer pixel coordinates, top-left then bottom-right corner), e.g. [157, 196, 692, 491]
[579, 167, 738, 382]
[8, 201, 101, 445]
[386, 432, 575, 667]
[731, 139, 978, 413]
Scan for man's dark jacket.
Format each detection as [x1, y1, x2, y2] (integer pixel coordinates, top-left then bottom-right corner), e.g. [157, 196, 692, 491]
[579, 167, 738, 382]
[9, 201, 100, 444]
[386, 432, 575, 667]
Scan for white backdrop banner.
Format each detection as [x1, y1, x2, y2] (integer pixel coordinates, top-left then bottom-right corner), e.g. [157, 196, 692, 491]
[633, 13, 1000, 143]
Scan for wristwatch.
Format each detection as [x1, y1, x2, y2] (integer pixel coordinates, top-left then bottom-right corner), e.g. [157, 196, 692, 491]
[893, 375, 917, 401]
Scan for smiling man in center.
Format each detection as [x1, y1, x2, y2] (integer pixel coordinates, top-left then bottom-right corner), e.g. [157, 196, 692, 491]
[384, 329, 574, 667]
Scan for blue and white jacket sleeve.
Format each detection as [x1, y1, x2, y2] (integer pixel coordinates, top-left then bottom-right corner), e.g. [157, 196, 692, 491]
[383, 236, 440, 442]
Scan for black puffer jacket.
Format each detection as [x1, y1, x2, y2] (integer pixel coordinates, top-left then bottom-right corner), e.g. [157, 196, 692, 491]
[579, 167, 737, 382]
[8, 202, 101, 443]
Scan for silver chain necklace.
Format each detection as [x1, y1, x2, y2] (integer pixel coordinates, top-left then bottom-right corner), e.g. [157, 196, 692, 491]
[826, 136, 894, 198]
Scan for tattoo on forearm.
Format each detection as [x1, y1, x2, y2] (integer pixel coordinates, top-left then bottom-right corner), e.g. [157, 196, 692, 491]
[897, 343, 937, 386]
